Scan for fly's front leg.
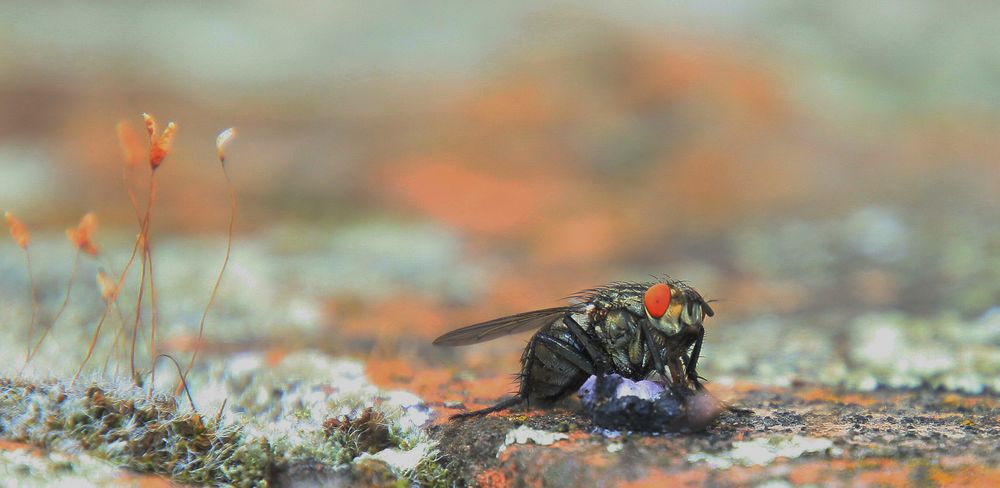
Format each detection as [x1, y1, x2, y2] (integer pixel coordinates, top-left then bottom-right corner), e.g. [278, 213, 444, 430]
[639, 319, 669, 385]
[667, 356, 686, 387]
[685, 327, 705, 390]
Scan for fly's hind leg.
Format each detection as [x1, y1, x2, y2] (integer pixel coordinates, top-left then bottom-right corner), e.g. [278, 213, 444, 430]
[449, 396, 524, 420]
[535, 334, 596, 375]
[561, 316, 608, 374]
[561, 315, 613, 394]
[452, 330, 593, 420]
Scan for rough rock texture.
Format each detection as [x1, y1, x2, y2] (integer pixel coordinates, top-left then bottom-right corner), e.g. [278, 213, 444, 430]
[1, 225, 998, 486]
[433, 384, 1000, 487]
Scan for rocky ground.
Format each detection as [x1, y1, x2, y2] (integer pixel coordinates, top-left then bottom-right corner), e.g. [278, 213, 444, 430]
[3, 3, 1000, 484]
[0, 209, 995, 486]
[430, 384, 1000, 487]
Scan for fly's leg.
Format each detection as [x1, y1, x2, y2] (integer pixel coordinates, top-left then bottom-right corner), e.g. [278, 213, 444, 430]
[454, 327, 592, 420]
[685, 326, 706, 390]
[667, 356, 686, 386]
[449, 396, 524, 420]
[535, 334, 595, 374]
[562, 315, 611, 394]
[639, 319, 669, 384]
[562, 316, 609, 374]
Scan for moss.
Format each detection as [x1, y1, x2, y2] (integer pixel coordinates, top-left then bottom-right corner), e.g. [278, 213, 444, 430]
[0, 377, 269, 486]
[324, 407, 393, 454]
[0, 351, 455, 486]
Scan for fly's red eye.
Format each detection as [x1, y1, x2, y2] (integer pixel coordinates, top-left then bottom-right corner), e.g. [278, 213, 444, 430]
[644, 283, 671, 318]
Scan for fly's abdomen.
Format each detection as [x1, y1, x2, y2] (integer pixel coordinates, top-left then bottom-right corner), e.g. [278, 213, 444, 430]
[519, 324, 591, 405]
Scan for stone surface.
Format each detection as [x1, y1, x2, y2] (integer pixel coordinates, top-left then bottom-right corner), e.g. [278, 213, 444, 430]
[432, 384, 1000, 487]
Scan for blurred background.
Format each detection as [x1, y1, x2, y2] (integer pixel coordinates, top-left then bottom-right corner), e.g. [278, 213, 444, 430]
[1, 1, 998, 396]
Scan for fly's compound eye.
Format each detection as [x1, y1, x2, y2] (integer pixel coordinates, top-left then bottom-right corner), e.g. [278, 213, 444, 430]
[644, 283, 672, 319]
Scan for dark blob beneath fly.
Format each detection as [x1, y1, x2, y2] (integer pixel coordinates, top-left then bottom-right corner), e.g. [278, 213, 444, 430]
[578, 374, 722, 432]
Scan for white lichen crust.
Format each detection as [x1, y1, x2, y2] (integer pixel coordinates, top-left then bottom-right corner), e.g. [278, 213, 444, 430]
[0, 351, 451, 487]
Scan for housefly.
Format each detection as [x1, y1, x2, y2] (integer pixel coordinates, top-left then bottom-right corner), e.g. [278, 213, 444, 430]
[433, 279, 714, 418]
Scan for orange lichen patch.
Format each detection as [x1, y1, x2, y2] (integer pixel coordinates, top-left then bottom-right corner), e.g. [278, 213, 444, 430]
[618, 468, 706, 488]
[113, 473, 175, 488]
[365, 357, 518, 421]
[442, 372, 515, 410]
[376, 156, 564, 237]
[0, 440, 40, 455]
[338, 294, 448, 342]
[794, 387, 884, 408]
[365, 358, 454, 398]
[478, 268, 606, 317]
[461, 79, 565, 131]
[264, 346, 289, 367]
[852, 461, 914, 488]
[576, 446, 616, 470]
[460, 348, 522, 376]
[940, 392, 1000, 410]
[786, 459, 902, 486]
[642, 143, 814, 232]
[792, 386, 1000, 410]
[0, 440, 173, 486]
[66, 212, 99, 256]
[715, 466, 772, 487]
[4, 211, 30, 249]
[364, 357, 420, 386]
[930, 465, 1000, 487]
[708, 379, 783, 397]
[530, 211, 628, 266]
[621, 40, 788, 126]
[475, 468, 510, 488]
[786, 460, 837, 485]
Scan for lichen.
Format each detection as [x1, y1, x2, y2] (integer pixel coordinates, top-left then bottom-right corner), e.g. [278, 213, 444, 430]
[0, 350, 454, 486]
[0, 377, 266, 486]
[497, 426, 569, 456]
[0, 444, 132, 486]
[686, 436, 840, 469]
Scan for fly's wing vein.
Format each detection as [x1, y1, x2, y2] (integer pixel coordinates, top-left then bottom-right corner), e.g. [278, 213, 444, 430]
[433, 307, 575, 346]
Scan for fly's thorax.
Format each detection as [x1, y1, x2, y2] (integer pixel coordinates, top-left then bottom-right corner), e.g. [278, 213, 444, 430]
[600, 309, 637, 340]
[593, 309, 642, 372]
[578, 279, 711, 339]
[584, 285, 647, 316]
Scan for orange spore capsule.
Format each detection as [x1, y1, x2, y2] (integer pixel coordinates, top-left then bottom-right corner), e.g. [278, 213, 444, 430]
[644, 283, 671, 318]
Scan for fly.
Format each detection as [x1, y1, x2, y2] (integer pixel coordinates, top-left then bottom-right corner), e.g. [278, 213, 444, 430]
[433, 278, 714, 418]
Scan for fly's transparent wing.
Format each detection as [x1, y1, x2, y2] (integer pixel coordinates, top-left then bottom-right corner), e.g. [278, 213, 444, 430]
[433, 307, 575, 346]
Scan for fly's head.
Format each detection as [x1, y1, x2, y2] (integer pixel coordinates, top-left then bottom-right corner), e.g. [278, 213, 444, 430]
[643, 282, 714, 336]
